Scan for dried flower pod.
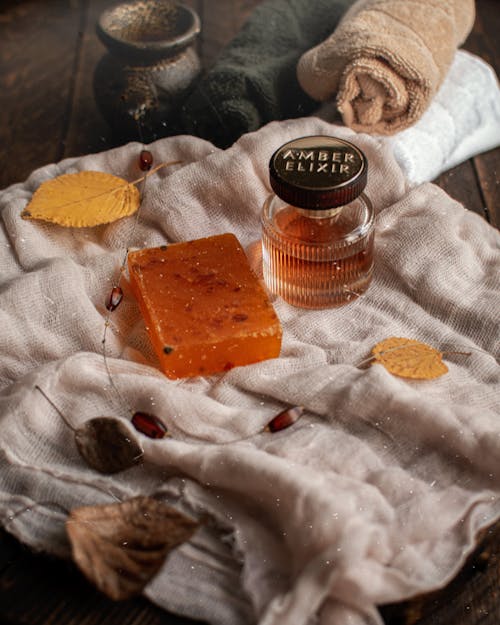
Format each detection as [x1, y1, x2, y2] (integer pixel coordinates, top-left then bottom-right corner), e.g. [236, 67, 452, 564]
[106, 286, 124, 311]
[66, 496, 199, 600]
[75, 417, 143, 474]
[132, 412, 168, 439]
[139, 149, 154, 171]
[265, 406, 304, 433]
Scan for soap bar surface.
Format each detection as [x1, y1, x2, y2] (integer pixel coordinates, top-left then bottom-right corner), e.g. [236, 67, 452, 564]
[128, 233, 282, 378]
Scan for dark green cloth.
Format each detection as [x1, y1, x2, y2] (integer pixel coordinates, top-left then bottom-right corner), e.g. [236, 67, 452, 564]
[179, 0, 354, 148]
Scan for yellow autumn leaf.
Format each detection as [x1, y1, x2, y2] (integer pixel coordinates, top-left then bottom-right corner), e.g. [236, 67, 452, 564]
[371, 337, 448, 380]
[21, 170, 141, 227]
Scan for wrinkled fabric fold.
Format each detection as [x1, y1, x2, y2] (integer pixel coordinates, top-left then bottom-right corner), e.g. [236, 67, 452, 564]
[297, 0, 476, 134]
[0, 118, 499, 625]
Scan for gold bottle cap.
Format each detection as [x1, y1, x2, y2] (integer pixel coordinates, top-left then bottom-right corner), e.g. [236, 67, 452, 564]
[269, 135, 368, 209]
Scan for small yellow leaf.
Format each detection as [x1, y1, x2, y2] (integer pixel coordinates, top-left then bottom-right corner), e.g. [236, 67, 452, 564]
[371, 337, 448, 380]
[21, 171, 141, 227]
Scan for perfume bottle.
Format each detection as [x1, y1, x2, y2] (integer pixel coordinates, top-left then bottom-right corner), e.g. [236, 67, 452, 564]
[261, 136, 374, 309]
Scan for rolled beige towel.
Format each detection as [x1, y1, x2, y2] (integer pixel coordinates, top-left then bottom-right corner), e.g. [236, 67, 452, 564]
[297, 0, 475, 134]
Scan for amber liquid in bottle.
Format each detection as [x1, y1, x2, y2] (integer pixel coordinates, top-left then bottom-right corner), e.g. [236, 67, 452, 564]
[262, 195, 374, 308]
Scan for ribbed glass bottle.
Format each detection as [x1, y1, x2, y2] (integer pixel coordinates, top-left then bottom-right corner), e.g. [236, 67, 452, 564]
[261, 136, 375, 309]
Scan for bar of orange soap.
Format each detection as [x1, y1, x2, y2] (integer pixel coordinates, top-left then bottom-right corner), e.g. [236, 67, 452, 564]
[128, 233, 282, 379]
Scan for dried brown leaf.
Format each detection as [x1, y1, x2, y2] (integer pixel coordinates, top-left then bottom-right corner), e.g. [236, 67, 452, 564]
[66, 496, 199, 600]
[75, 417, 143, 474]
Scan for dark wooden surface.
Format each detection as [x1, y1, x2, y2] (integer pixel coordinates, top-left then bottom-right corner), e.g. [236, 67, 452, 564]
[0, 1, 498, 624]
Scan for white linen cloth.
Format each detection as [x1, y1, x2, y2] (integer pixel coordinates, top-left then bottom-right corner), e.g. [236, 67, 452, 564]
[0, 117, 499, 625]
[317, 50, 500, 186]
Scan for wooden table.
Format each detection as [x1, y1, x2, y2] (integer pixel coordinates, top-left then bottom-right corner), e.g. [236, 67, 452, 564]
[0, 1, 498, 624]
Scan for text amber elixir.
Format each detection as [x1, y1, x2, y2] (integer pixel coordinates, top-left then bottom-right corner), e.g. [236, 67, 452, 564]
[261, 136, 374, 309]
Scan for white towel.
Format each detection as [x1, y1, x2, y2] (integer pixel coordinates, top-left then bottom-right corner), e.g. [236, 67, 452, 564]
[316, 50, 500, 185]
[0, 118, 499, 625]
[388, 50, 500, 185]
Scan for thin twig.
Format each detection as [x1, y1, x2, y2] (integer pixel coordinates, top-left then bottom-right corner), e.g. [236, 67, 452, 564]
[357, 344, 476, 368]
[3, 500, 69, 528]
[101, 320, 132, 415]
[129, 160, 182, 186]
[35, 385, 76, 431]
[103, 152, 157, 415]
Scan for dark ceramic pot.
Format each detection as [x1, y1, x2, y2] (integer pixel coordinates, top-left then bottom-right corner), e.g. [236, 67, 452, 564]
[94, 0, 201, 141]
